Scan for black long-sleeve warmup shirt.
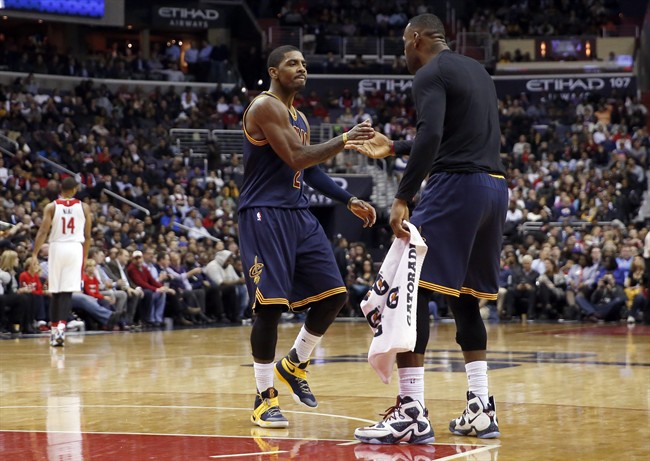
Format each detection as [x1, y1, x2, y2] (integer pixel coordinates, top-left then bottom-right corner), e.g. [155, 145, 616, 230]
[394, 49, 506, 202]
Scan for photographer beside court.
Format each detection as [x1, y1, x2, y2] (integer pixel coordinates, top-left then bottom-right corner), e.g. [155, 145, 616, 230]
[575, 272, 627, 322]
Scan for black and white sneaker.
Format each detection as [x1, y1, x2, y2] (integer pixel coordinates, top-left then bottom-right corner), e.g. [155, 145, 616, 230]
[449, 391, 500, 439]
[354, 396, 435, 444]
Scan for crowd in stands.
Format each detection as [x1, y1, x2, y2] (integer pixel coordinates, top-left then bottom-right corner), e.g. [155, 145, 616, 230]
[0, 1, 630, 83]
[1, 49, 650, 333]
[467, 0, 622, 38]
[0, 33, 232, 83]
[270, 0, 622, 40]
[263, 0, 626, 73]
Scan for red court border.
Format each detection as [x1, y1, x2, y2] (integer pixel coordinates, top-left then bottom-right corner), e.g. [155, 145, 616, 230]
[1, 431, 496, 460]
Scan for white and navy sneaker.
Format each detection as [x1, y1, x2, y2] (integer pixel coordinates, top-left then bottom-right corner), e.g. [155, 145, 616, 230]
[50, 324, 66, 347]
[354, 396, 435, 444]
[449, 391, 500, 439]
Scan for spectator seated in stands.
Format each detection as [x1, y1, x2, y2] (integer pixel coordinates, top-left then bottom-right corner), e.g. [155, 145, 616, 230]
[203, 249, 245, 324]
[163, 251, 212, 324]
[18, 256, 48, 330]
[88, 247, 132, 329]
[623, 255, 647, 324]
[0, 249, 36, 334]
[535, 258, 567, 320]
[126, 250, 172, 328]
[348, 258, 375, 317]
[576, 272, 626, 322]
[504, 254, 539, 321]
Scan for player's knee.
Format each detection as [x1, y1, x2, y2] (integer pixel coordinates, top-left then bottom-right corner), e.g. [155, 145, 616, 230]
[455, 319, 487, 351]
[304, 292, 347, 335]
[250, 305, 283, 361]
[320, 292, 347, 314]
[413, 290, 432, 354]
[254, 305, 283, 327]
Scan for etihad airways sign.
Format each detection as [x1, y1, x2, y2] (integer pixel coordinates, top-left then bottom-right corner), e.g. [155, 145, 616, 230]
[494, 75, 635, 100]
[152, 5, 223, 29]
[309, 73, 635, 102]
[524, 77, 632, 92]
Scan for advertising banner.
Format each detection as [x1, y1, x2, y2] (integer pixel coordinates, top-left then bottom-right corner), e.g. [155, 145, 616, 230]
[493, 73, 637, 100]
[1, 0, 104, 17]
[151, 4, 224, 30]
[309, 73, 636, 102]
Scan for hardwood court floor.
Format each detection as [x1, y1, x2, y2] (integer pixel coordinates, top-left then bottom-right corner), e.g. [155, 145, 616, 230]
[1, 320, 649, 461]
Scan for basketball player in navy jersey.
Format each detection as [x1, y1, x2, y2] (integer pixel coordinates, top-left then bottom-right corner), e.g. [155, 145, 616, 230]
[240, 45, 377, 428]
[33, 177, 92, 347]
[347, 14, 507, 443]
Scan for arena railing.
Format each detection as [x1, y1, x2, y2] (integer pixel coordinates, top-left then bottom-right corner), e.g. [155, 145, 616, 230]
[0, 131, 18, 157]
[0, 71, 235, 94]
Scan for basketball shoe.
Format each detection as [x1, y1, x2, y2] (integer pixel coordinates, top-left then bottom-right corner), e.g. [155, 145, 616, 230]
[67, 319, 85, 332]
[274, 348, 317, 408]
[251, 387, 289, 428]
[50, 323, 66, 347]
[449, 391, 500, 439]
[354, 396, 435, 444]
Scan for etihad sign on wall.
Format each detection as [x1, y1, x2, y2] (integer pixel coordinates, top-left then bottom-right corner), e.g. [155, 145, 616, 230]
[155, 6, 220, 28]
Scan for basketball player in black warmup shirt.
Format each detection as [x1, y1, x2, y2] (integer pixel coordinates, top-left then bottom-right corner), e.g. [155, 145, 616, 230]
[348, 14, 507, 444]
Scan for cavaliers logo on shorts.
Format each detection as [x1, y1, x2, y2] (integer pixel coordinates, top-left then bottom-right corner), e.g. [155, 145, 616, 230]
[249, 256, 264, 285]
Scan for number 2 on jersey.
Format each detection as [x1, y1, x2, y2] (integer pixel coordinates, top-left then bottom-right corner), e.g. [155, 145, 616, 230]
[61, 216, 75, 234]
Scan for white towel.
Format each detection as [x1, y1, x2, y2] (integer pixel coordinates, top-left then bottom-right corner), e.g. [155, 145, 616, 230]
[360, 221, 428, 384]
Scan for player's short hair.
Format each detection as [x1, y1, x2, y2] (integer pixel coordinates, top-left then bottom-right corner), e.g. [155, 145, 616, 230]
[407, 13, 446, 39]
[267, 45, 301, 69]
[61, 177, 79, 192]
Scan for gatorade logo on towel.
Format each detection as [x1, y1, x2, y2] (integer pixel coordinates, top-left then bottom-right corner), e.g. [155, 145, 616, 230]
[360, 221, 428, 384]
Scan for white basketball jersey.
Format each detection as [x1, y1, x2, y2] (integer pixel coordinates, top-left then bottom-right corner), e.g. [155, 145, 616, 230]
[49, 198, 86, 243]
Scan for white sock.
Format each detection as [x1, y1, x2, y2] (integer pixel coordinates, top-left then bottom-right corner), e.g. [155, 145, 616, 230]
[465, 361, 489, 407]
[253, 362, 275, 393]
[398, 367, 425, 408]
[292, 326, 321, 363]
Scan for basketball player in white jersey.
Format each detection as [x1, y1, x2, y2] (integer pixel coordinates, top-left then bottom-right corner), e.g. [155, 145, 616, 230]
[33, 177, 92, 346]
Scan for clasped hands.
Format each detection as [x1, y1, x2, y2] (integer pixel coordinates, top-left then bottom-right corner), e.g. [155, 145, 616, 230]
[344, 122, 394, 159]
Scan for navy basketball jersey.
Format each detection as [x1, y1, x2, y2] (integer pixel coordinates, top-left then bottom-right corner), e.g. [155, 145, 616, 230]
[239, 92, 310, 211]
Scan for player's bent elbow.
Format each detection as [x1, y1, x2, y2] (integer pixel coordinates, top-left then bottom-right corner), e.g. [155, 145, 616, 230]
[285, 149, 314, 171]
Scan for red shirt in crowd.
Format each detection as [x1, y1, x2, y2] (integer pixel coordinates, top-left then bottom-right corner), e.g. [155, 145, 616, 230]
[19, 271, 43, 295]
[127, 263, 162, 291]
[82, 273, 104, 300]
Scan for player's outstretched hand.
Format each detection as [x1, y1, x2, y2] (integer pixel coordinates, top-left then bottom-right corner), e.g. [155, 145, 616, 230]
[348, 198, 377, 228]
[345, 131, 394, 159]
[346, 120, 375, 141]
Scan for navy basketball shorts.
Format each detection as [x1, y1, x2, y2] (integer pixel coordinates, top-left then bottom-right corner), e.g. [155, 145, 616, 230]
[238, 207, 347, 312]
[409, 172, 508, 300]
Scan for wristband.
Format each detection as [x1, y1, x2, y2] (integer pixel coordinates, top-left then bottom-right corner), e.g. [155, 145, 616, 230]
[390, 141, 395, 154]
[342, 132, 348, 144]
[347, 196, 357, 210]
